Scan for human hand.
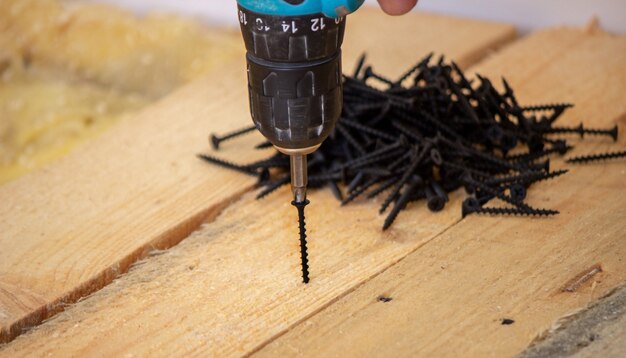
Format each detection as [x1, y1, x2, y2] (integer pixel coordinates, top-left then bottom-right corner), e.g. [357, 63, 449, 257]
[377, 0, 418, 15]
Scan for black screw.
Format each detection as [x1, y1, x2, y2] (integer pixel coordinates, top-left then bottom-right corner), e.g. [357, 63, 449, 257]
[199, 53, 620, 234]
[363, 66, 395, 86]
[467, 205, 559, 217]
[508, 183, 527, 202]
[566, 150, 626, 164]
[292, 199, 311, 284]
[583, 125, 619, 141]
[380, 143, 432, 214]
[383, 175, 422, 230]
[342, 176, 381, 205]
[367, 176, 401, 199]
[395, 52, 433, 86]
[424, 185, 446, 212]
[256, 175, 290, 199]
[521, 103, 573, 112]
[197, 154, 258, 176]
[352, 53, 367, 78]
[483, 169, 569, 187]
[210, 125, 256, 150]
[340, 118, 397, 142]
[337, 123, 367, 155]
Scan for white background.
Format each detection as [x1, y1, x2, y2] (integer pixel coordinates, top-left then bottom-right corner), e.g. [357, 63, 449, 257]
[84, 0, 626, 33]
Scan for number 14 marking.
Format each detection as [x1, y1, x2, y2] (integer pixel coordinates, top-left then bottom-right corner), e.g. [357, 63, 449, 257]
[282, 20, 299, 33]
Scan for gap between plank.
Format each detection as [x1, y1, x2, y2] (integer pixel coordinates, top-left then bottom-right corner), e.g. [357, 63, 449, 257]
[0, 184, 256, 344]
[244, 32, 619, 357]
[245, 215, 466, 357]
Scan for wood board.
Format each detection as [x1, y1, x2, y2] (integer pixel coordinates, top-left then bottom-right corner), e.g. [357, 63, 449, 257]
[1, 25, 625, 357]
[0, 9, 517, 344]
[257, 27, 626, 357]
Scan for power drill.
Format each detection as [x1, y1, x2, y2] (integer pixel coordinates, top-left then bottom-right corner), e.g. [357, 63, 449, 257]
[236, 0, 364, 283]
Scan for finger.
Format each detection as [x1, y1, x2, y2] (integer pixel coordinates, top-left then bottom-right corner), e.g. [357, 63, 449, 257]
[377, 0, 418, 15]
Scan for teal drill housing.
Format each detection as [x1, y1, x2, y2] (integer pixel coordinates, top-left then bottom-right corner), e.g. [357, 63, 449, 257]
[237, 0, 364, 18]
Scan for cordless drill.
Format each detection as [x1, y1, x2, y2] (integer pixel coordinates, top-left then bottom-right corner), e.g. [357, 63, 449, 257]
[236, 0, 364, 283]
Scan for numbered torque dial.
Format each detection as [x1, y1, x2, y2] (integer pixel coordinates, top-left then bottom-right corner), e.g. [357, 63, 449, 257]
[238, 5, 346, 150]
[238, 6, 345, 62]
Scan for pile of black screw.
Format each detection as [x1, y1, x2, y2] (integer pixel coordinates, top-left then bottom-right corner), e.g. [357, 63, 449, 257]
[200, 53, 624, 230]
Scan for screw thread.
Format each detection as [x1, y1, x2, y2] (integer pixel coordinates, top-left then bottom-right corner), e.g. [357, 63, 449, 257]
[520, 103, 574, 112]
[364, 66, 395, 86]
[395, 52, 433, 85]
[566, 150, 626, 164]
[473, 206, 559, 217]
[337, 124, 367, 155]
[367, 176, 400, 199]
[380, 143, 432, 213]
[507, 145, 572, 163]
[197, 154, 257, 175]
[484, 169, 569, 186]
[383, 176, 422, 230]
[210, 125, 256, 149]
[583, 125, 618, 141]
[341, 141, 404, 169]
[466, 176, 530, 209]
[342, 177, 380, 206]
[245, 155, 289, 170]
[256, 176, 289, 199]
[351, 150, 404, 171]
[292, 199, 310, 284]
[543, 124, 584, 137]
[341, 118, 397, 142]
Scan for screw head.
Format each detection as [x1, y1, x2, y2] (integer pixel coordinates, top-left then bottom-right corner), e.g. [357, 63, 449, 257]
[210, 134, 221, 150]
[509, 183, 527, 201]
[462, 197, 480, 218]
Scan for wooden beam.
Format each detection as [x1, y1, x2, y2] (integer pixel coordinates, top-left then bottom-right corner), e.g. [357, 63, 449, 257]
[256, 27, 626, 357]
[3, 26, 624, 358]
[0, 9, 516, 344]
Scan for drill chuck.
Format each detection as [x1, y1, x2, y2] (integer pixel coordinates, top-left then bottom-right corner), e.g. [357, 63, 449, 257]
[238, 5, 346, 151]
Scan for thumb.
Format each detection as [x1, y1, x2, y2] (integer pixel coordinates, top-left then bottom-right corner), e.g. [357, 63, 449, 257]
[377, 0, 418, 15]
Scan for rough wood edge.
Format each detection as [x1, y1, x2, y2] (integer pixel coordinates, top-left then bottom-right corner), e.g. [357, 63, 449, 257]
[0, 185, 252, 344]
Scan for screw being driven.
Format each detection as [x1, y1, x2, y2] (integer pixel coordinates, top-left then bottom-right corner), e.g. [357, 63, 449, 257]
[292, 199, 311, 284]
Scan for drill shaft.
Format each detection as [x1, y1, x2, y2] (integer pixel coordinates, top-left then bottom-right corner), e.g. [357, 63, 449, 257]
[290, 154, 308, 203]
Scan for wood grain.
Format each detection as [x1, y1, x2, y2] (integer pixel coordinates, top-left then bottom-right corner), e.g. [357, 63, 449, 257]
[2, 26, 624, 358]
[257, 27, 626, 357]
[0, 9, 516, 344]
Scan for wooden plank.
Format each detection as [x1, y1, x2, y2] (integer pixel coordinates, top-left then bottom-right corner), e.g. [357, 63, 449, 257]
[520, 285, 626, 358]
[6, 26, 618, 358]
[255, 28, 626, 357]
[0, 9, 516, 344]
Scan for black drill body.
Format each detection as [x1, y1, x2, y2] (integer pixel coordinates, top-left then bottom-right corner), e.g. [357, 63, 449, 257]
[237, 3, 354, 283]
[238, 6, 346, 151]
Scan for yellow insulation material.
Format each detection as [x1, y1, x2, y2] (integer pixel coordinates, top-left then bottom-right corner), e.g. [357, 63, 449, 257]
[0, 0, 241, 183]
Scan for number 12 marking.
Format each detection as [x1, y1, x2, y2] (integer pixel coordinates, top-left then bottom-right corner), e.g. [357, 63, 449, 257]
[311, 18, 326, 32]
